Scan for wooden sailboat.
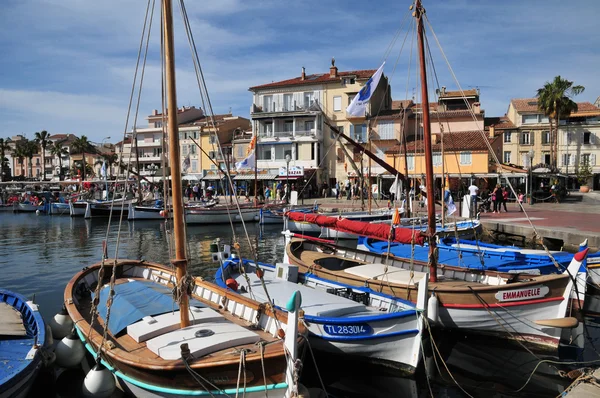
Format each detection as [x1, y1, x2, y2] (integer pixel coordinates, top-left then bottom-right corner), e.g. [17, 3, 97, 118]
[63, 1, 304, 396]
[282, 0, 587, 352]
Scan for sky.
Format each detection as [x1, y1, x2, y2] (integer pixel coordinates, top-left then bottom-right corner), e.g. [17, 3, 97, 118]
[0, 0, 599, 144]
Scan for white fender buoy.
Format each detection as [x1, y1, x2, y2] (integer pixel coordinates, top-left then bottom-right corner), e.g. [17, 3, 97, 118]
[82, 363, 116, 398]
[55, 330, 85, 368]
[36, 209, 41, 215]
[427, 292, 439, 324]
[253, 214, 260, 221]
[49, 306, 74, 340]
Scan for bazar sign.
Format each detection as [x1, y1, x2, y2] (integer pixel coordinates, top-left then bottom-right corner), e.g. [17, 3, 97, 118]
[279, 166, 304, 177]
[495, 285, 549, 302]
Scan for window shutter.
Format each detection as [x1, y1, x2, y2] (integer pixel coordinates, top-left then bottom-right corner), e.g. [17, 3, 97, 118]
[530, 131, 534, 145]
[350, 124, 355, 140]
[569, 154, 575, 166]
[591, 133, 596, 145]
[591, 154, 597, 166]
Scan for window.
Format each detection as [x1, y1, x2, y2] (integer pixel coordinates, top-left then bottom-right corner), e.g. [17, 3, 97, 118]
[582, 153, 591, 165]
[350, 124, 366, 142]
[303, 92, 314, 108]
[191, 160, 198, 172]
[333, 96, 342, 112]
[263, 95, 273, 112]
[562, 154, 574, 166]
[209, 135, 217, 144]
[432, 152, 442, 166]
[542, 131, 550, 145]
[304, 120, 314, 132]
[584, 131, 594, 145]
[522, 114, 548, 124]
[263, 122, 273, 136]
[521, 131, 530, 145]
[190, 145, 196, 155]
[337, 148, 345, 163]
[459, 151, 472, 165]
[504, 132, 511, 143]
[258, 147, 272, 160]
[330, 125, 343, 139]
[543, 153, 551, 164]
[503, 151, 511, 163]
[378, 121, 394, 140]
[284, 121, 293, 133]
[154, 121, 162, 128]
[274, 145, 293, 160]
[236, 145, 244, 158]
[208, 151, 217, 159]
[283, 94, 293, 111]
[407, 155, 415, 170]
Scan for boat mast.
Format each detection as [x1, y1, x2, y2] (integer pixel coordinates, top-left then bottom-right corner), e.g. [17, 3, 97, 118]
[415, 0, 437, 283]
[163, 0, 190, 327]
[401, 104, 411, 217]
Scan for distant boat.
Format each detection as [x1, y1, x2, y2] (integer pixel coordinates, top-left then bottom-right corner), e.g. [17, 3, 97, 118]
[0, 289, 48, 398]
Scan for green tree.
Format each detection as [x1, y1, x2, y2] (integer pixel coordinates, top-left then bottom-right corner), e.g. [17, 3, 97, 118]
[577, 157, 593, 186]
[13, 142, 27, 177]
[50, 140, 69, 180]
[94, 153, 118, 179]
[0, 138, 10, 181]
[21, 139, 40, 178]
[536, 76, 585, 167]
[34, 130, 51, 180]
[71, 136, 96, 180]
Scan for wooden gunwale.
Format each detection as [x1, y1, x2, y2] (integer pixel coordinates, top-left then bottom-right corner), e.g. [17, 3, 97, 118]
[287, 239, 570, 305]
[64, 260, 304, 372]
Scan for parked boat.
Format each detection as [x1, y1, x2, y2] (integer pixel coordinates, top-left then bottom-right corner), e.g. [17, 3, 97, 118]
[128, 201, 169, 220]
[48, 202, 71, 216]
[0, 289, 48, 398]
[185, 204, 260, 224]
[61, 2, 305, 396]
[357, 235, 598, 274]
[13, 202, 45, 213]
[68, 201, 87, 217]
[215, 257, 427, 375]
[283, 232, 586, 351]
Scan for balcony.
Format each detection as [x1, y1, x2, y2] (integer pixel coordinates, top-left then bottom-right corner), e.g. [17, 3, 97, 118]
[258, 128, 322, 140]
[251, 100, 322, 116]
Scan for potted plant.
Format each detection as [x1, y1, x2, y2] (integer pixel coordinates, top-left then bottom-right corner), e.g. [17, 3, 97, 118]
[577, 158, 593, 193]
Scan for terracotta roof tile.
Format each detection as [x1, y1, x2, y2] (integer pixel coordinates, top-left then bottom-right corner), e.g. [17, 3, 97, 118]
[385, 131, 495, 154]
[484, 116, 516, 129]
[179, 114, 234, 126]
[371, 139, 399, 146]
[512, 98, 600, 115]
[391, 100, 413, 109]
[249, 69, 376, 90]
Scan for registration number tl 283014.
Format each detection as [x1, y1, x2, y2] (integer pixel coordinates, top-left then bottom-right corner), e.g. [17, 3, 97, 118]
[323, 324, 373, 336]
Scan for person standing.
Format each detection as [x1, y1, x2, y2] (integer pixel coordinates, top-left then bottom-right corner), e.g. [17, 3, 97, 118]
[492, 184, 501, 213]
[467, 182, 479, 218]
[501, 186, 509, 212]
[517, 190, 524, 212]
[335, 181, 340, 200]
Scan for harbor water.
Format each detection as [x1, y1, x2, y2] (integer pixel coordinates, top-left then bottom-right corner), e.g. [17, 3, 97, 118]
[1, 212, 599, 397]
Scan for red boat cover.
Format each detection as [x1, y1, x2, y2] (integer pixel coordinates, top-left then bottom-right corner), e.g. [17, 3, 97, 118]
[286, 211, 425, 246]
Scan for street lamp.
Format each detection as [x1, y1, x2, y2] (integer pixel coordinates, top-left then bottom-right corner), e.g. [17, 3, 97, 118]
[528, 149, 535, 205]
[285, 154, 291, 203]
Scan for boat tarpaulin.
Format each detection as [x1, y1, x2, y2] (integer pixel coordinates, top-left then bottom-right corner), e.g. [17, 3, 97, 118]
[286, 211, 425, 246]
[96, 280, 204, 335]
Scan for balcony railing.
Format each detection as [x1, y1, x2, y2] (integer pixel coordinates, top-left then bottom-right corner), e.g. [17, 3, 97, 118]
[252, 100, 321, 114]
[258, 128, 322, 139]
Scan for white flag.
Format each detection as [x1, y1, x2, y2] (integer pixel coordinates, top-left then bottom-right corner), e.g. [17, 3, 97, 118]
[389, 174, 399, 198]
[100, 161, 107, 178]
[235, 150, 255, 171]
[182, 155, 190, 172]
[444, 189, 457, 216]
[346, 62, 385, 117]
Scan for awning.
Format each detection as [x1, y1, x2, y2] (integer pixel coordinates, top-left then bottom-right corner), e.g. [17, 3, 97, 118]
[182, 174, 202, 181]
[275, 175, 303, 180]
[202, 174, 226, 180]
[234, 174, 278, 181]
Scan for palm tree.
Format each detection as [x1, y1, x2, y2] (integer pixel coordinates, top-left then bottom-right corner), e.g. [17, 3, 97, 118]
[34, 130, 51, 180]
[13, 142, 27, 177]
[94, 153, 118, 179]
[0, 138, 10, 182]
[71, 136, 96, 180]
[50, 140, 69, 180]
[536, 76, 585, 167]
[21, 139, 40, 178]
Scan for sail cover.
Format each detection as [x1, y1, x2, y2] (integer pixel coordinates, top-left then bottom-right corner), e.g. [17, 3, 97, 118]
[286, 211, 425, 246]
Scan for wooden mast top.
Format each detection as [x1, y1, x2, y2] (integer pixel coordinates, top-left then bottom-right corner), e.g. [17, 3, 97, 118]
[163, 0, 190, 327]
[415, 0, 438, 283]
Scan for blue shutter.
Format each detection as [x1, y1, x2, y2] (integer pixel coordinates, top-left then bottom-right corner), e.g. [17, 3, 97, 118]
[350, 124, 355, 140]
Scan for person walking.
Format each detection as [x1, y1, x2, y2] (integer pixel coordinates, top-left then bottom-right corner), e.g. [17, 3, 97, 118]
[501, 186, 509, 212]
[492, 184, 501, 213]
[517, 190, 524, 212]
[335, 181, 340, 200]
[467, 182, 479, 218]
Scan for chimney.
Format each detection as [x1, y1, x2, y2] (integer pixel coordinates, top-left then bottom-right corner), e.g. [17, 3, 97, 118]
[153, 109, 158, 116]
[441, 86, 446, 95]
[329, 57, 338, 78]
[431, 133, 439, 146]
[473, 102, 481, 114]
[301, 67, 306, 81]
[489, 125, 495, 138]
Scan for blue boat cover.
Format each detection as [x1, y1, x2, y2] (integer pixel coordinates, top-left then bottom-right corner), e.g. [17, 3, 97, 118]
[96, 280, 203, 335]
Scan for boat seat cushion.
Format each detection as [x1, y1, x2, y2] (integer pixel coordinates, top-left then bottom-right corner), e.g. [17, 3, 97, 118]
[344, 263, 427, 286]
[146, 321, 260, 360]
[127, 306, 223, 343]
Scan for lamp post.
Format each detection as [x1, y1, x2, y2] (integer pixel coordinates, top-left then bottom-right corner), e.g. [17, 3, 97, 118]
[528, 149, 535, 205]
[285, 154, 291, 203]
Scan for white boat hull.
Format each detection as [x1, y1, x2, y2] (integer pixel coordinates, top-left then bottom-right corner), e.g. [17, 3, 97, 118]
[69, 202, 87, 217]
[128, 203, 168, 220]
[49, 202, 70, 215]
[185, 207, 259, 224]
[15, 203, 44, 213]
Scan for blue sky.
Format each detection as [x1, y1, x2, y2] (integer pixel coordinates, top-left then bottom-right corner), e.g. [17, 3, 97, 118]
[1, 0, 598, 143]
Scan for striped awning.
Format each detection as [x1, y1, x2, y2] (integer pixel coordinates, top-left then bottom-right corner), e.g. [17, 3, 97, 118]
[233, 174, 277, 181]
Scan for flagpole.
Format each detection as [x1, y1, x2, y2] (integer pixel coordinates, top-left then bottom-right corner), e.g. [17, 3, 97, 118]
[254, 132, 258, 205]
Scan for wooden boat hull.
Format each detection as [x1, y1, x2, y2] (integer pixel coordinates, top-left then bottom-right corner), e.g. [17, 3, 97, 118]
[185, 207, 259, 224]
[284, 237, 581, 351]
[0, 290, 47, 398]
[216, 259, 424, 374]
[65, 260, 301, 397]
